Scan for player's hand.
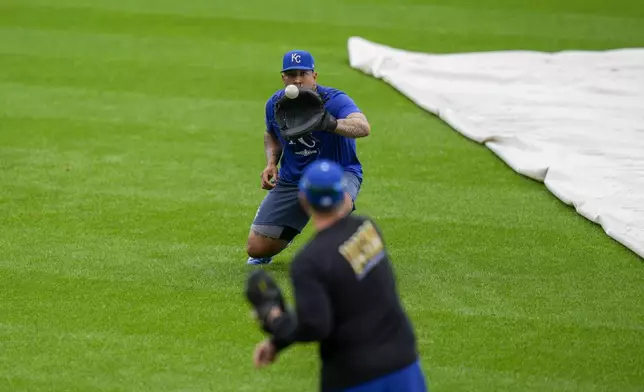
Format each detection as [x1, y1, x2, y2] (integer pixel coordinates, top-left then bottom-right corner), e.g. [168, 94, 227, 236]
[253, 339, 277, 368]
[261, 164, 278, 190]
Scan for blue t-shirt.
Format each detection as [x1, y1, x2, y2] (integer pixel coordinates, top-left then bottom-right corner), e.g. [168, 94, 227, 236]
[265, 85, 363, 185]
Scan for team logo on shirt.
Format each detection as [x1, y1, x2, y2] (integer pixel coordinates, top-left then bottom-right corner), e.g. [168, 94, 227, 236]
[338, 221, 385, 280]
[289, 134, 320, 157]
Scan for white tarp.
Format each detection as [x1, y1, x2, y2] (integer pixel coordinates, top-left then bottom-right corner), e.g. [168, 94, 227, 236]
[347, 36, 644, 259]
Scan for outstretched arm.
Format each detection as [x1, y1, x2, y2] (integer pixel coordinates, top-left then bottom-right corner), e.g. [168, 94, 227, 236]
[269, 261, 333, 353]
[331, 112, 371, 138]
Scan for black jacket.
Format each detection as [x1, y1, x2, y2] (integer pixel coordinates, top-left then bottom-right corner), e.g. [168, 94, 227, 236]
[272, 214, 419, 391]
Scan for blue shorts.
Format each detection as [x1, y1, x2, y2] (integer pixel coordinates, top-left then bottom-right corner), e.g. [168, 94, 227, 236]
[251, 171, 362, 239]
[326, 361, 428, 392]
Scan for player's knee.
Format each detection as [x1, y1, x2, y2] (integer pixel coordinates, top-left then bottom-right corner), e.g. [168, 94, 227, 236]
[247, 244, 267, 259]
[246, 236, 270, 258]
[247, 231, 281, 258]
[247, 226, 299, 258]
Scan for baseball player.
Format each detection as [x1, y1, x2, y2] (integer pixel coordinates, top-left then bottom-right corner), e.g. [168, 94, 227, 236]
[245, 159, 428, 392]
[246, 49, 371, 265]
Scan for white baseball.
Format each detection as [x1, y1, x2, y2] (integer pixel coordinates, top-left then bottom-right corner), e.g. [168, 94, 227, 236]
[285, 84, 299, 99]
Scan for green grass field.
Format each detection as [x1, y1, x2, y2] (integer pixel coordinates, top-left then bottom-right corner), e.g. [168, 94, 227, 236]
[1, 0, 643, 391]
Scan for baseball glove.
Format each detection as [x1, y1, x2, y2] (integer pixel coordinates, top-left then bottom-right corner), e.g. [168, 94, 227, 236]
[273, 87, 337, 140]
[244, 269, 287, 335]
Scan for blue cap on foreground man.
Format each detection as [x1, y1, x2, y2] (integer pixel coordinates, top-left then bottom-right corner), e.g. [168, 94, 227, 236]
[298, 159, 346, 211]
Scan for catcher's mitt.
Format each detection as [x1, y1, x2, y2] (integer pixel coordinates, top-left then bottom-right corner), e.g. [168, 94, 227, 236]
[274, 87, 337, 140]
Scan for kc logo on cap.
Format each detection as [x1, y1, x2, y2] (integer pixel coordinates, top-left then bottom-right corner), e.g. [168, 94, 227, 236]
[282, 50, 315, 72]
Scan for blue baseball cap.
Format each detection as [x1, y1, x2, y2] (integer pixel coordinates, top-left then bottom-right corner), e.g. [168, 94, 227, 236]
[299, 159, 345, 211]
[281, 50, 315, 72]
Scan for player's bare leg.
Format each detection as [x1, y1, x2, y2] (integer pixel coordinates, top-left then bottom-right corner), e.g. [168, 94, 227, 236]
[246, 230, 289, 259]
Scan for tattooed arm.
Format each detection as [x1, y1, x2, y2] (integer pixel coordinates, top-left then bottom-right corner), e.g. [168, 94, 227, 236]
[265, 131, 282, 166]
[330, 112, 371, 138]
[261, 131, 282, 190]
